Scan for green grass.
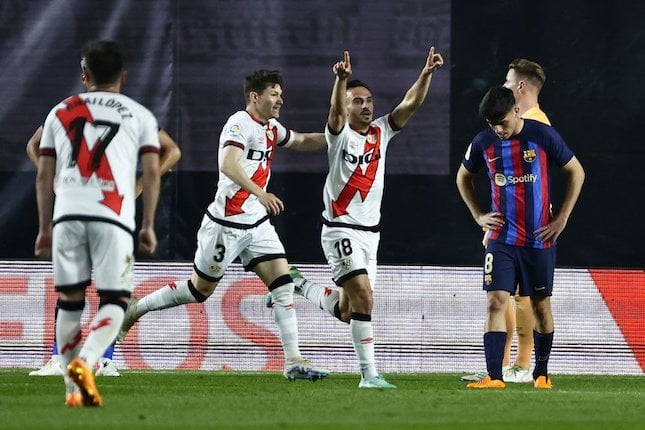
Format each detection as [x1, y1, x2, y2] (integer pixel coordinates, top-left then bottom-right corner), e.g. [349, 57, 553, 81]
[1, 370, 644, 430]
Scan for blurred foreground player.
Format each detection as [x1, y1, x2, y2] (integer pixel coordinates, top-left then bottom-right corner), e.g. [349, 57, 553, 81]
[35, 40, 160, 406]
[456, 86, 584, 389]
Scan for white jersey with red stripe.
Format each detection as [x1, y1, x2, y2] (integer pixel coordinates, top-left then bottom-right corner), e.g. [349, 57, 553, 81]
[40, 91, 159, 232]
[322, 115, 400, 228]
[208, 110, 294, 225]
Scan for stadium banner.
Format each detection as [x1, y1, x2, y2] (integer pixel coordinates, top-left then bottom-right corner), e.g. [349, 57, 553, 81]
[1, 261, 643, 375]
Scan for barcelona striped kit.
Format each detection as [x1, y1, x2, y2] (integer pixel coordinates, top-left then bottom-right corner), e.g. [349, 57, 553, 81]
[462, 119, 574, 248]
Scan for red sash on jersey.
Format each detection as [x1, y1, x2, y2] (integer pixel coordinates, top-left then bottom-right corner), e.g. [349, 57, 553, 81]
[225, 124, 277, 216]
[331, 126, 382, 218]
[56, 96, 123, 214]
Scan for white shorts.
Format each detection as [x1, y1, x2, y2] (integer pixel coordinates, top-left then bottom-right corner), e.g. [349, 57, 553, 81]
[53, 221, 134, 294]
[193, 215, 286, 281]
[320, 225, 379, 287]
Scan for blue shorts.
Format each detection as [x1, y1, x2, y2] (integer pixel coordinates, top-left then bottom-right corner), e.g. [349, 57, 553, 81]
[482, 241, 556, 297]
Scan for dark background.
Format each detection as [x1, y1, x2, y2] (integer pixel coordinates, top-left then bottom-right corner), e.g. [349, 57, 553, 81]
[0, 0, 643, 268]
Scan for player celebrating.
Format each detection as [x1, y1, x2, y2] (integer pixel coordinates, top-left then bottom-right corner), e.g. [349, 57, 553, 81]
[269, 48, 444, 388]
[35, 40, 161, 406]
[118, 69, 330, 381]
[456, 86, 584, 389]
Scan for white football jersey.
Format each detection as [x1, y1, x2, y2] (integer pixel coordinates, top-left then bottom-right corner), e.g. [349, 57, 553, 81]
[208, 110, 294, 225]
[322, 115, 399, 228]
[40, 91, 159, 232]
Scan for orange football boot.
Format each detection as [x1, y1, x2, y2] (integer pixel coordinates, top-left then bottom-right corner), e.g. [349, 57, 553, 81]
[533, 375, 553, 389]
[65, 392, 82, 407]
[67, 358, 103, 406]
[466, 375, 506, 389]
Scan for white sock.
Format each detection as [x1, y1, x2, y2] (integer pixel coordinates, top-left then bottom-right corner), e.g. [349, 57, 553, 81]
[350, 318, 378, 380]
[271, 283, 301, 362]
[136, 280, 202, 319]
[79, 304, 124, 369]
[298, 279, 340, 319]
[56, 305, 84, 382]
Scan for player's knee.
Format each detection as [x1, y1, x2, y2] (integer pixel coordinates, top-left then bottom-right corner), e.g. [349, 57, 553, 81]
[191, 273, 218, 298]
[57, 298, 86, 311]
[98, 291, 130, 311]
[487, 295, 507, 314]
[268, 274, 294, 307]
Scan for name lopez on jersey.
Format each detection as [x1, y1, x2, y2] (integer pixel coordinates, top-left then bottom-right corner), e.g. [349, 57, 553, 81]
[83, 96, 133, 119]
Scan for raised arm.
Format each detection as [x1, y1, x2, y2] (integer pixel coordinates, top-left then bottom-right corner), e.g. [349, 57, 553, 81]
[26, 126, 44, 166]
[327, 51, 352, 134]
[534, 156, 585, 242]
[220, 145, 284, 216]
[135, 129, 182, 196]
[390, 46, 444, 129]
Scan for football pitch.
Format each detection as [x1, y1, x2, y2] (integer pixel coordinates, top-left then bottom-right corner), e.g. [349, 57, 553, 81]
[1, 370, 644, 430]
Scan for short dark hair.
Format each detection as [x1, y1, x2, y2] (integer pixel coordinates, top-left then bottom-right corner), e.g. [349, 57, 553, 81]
[244, 70, 283, 102]
[80, 40, 125, 85]
[347, 80, 370, 92]
[479, 86, 516, 124]
[509, 58, 546, 91]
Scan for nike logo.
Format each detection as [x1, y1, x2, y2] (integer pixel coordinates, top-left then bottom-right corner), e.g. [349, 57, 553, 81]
[534, 286, 546, 291]
[487, 156, 501, 162]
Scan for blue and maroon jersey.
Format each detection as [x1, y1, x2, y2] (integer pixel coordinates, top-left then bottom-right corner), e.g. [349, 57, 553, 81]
[462, 119, 574, 248]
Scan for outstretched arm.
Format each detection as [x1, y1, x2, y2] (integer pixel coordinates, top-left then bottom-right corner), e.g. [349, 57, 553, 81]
[390, 46, 444, 129]
[287, 132, 327, 151]
[328, 51, 352, 134]
[534, 156, 585, 242]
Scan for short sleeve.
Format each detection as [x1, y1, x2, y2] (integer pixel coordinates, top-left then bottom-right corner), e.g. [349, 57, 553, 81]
[221, 118, 247, 149]
[273, 119, 295, 147]
[138, 110, 160, 155]
[543, 126, 574, 167]
[39, 111, 57, 157]
[461, 132, 486, 173]
[325, 122, 348, 147]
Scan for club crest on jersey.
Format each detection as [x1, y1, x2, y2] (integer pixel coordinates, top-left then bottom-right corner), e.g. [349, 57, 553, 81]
[366, 132, 377, 144]
[523, 149, 537, 163]
[265, 128, 275, 141]
[340, 257, 353, 270]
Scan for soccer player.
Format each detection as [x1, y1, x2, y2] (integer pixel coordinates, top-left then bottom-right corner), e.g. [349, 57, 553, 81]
[456, 86, 584, 389]
[461, 59, 551, 383]
[27, 126, 180, 377]
[117, 69, 330, 381]
[35, 40, 161, 406]
[269, 48, 444, 388]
